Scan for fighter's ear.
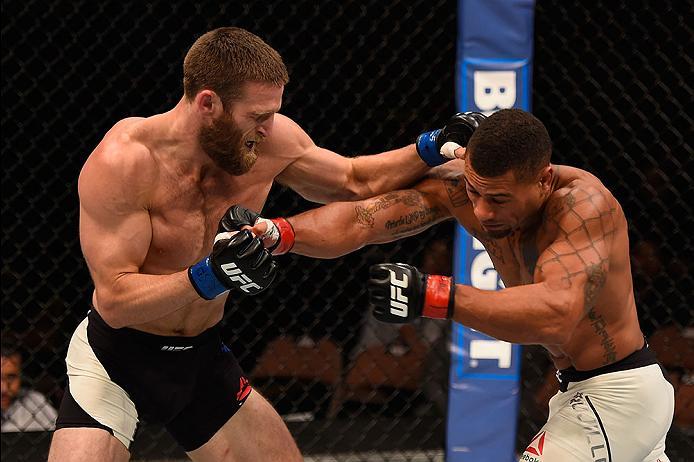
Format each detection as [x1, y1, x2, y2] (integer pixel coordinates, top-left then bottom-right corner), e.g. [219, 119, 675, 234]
[193, 89, 224, 118]
[538, 165, 553, 192]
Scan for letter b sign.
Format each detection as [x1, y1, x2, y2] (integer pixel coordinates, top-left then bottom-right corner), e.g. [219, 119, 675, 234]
[474, 70, 516, 112]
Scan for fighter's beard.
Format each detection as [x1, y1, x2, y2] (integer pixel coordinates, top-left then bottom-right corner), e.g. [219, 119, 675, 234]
[199, 114, 261, 176]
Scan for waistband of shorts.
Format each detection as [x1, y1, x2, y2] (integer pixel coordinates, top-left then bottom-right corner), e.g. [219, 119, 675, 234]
[556, 340, 657, 392]
[87, 308, 220, 349]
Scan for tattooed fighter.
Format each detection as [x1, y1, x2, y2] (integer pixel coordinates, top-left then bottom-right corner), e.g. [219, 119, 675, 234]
[231, 109, 674, 461]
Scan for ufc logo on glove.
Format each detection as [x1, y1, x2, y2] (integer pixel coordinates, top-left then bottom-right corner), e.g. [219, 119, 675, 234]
[388, 270, 409, 317]
[220, 262, 261, 293]
[369, 262, 454, 323]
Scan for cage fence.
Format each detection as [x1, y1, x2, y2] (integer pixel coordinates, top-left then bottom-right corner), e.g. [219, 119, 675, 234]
[1, 0, 692, 460]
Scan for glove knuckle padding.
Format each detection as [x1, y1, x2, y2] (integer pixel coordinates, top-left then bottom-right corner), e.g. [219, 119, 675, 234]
[469, 112, 487, 126]
[190, 219, 279, 299]
[211, 231, 273, 291]
[368, 263, 423, 323]
[442, 112, 483, 145]
[219, 205, 259, 233]
[237, 237, 263, 260]
[252, 249, 273, 271]
[371, 283, 388, 299]
[416, 111, 487, 167]
[254, 249, 268, 266]
[369, 264, 388, 280]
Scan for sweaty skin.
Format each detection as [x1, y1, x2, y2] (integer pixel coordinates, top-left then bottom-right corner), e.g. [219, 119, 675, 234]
[280, 159, 645, 371]
[78, 81, 429, 336]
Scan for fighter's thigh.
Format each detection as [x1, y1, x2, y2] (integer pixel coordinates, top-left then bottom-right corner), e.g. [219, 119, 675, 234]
[519, 392, 605, 462]
[518, 426, 587, 462]
[48, 428, 129, 462]
[187, 390, 302, 462]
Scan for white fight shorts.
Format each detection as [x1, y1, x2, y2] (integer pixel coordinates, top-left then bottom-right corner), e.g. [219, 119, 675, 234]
[520, 345, 674, 462]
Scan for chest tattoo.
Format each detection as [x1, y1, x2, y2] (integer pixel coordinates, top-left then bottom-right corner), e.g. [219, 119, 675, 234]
[472, 230, 506, 264]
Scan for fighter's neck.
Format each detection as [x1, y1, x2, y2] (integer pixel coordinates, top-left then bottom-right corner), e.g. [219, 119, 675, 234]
[147, 100, 215, 176]
[158, 98, 200, 141]
[510, 166, 562, 237]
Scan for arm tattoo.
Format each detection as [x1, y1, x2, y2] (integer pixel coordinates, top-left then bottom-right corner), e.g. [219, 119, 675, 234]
[385, 206, 443, 237]
[536, 187, 616, 311]
[584, 263, 607, 309]
[354, 191, 421, 228]
[535, 185, 618, 365]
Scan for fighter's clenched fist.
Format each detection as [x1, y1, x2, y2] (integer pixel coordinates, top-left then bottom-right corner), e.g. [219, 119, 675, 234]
[188, 225, 277, 300]
[368, 263, 454, 323]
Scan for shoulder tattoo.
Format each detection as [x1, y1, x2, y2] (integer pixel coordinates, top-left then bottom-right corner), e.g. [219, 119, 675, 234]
[537, 186, 616, 312]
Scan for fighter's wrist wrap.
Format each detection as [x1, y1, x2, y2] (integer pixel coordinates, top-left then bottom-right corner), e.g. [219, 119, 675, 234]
[415, 129, 445, 167]
[269, 218, 295, 255]
[188, 257, 228, 300]
[422, 275, 455, 319]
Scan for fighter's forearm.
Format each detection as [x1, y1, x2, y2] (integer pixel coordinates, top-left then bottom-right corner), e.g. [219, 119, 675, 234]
[452, 283, 580, 345]
[288, 202, 388, 258]
[349, 145, 429, 198]
[93, 271, 207, 328]
[287, 188, 448, 258]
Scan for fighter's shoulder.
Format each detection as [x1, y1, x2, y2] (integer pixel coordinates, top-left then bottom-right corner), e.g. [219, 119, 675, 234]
[260, 113, 314, 158]
[88, 118, 157, 172]
[419, 160, 471, 208]
[79, 118, 158, 200]
[545, 166, 617, 223]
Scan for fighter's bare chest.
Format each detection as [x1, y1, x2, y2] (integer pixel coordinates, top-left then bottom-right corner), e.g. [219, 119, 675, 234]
[472, 230, 546, 287]
[144, 178, 272, 271]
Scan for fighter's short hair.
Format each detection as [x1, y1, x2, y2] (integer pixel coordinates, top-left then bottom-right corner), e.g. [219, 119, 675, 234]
[467, 109, 552, 182]
[183, 27, 289, 105]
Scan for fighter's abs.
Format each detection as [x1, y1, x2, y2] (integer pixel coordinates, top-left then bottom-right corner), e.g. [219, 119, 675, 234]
[131, 297, 226, 336]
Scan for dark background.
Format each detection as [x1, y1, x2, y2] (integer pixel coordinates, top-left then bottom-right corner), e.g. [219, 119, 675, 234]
[2, 0, 692, 460]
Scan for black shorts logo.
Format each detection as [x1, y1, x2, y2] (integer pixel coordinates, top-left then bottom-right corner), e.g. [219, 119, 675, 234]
[236, 376, 251, 404]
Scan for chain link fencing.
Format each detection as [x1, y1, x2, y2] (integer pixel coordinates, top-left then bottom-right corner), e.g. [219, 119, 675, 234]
[1, 0, 692, 460]
[526, 1, 693, 458]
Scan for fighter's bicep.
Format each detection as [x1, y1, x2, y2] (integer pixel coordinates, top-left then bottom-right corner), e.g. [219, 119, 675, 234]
[269, 115, 354, 202]
[277, 145, 353, 202]
[79, 202, 152, 284]
[78, 166, 152, 285]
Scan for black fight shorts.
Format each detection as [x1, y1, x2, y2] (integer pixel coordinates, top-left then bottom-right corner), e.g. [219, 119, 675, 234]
[55, 310, 252, 452]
